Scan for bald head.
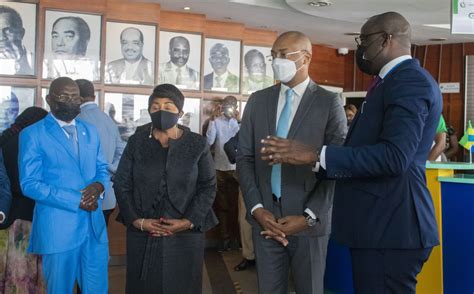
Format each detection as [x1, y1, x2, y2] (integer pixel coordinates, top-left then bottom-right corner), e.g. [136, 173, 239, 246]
[364, 12, 411, 49]
[50, 77, 78, 96]
[274, 31, 312, 54]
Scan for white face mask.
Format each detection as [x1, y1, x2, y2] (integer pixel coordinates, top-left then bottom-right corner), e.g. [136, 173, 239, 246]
[271, 53, 305, 83]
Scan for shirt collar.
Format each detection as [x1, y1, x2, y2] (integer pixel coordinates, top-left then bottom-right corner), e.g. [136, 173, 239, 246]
[280, 77, 310, 97]
[80, 101, 96, 108]
[51, 113, 76, 127]
[124, 56, 143, 65]
[215, 71, 229, 83]
[379, 55, 412, 79]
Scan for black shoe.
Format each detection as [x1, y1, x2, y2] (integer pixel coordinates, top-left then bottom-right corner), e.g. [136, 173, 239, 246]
[217, 239, 231, 252]
[234, 258, 255, 271]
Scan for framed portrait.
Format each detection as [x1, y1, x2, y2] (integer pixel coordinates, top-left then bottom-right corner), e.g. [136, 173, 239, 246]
[158, 31, 202, 91]
[0, 86, 36, 132]
[242, 45, 274, 95]
[203, 38, 241, 93]
[179, 97, 200, 133]
[105, 21, 156, 86]
[42, 10, 102, 81]
[0, 2, 37, 76]
[41, 88, 99, 111]
[104, 92, 149, 141]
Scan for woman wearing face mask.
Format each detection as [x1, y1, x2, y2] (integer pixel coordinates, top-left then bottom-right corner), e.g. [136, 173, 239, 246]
[114, 84, 217, 294]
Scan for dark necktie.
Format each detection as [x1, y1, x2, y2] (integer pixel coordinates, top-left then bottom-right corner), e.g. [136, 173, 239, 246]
[366, 76, 382, 98]
[62, 125, 78, 156]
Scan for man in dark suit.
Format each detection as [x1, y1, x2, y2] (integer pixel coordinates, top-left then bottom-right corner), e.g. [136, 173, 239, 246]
[262, 12, 441, 293]
[237, 31, 346, 294]
[204, 43, 239, 92]
[106, 27, 154, 85]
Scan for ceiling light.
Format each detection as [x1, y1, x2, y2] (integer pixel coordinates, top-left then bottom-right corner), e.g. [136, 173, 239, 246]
[308, 1, 332, 7]
[183, 7, 191, 10]
[424, 24, 451, 29]
[344, 32, 360, 36]
[429, 37, 447, 41]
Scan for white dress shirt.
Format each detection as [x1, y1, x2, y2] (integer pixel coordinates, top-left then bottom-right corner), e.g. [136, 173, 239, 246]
[318, 55, 413, 171]
[51, 114, 76, 139]
[250, 77, 317, 219]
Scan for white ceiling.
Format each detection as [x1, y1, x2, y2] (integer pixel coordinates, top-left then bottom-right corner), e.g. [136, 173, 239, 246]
[144, 0, 474, 49]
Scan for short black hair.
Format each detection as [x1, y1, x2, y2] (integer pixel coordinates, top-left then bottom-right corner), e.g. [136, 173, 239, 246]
[0, 5, 23, 28]
[148, 84, 184, 112]
[75, 79, 95, 99]
[244, 49, 265, 68]
[52, 16, 91, 56]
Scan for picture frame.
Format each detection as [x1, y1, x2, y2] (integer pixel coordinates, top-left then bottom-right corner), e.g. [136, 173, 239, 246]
[241, 45, 274, 95]
[203, 38, 241, 93]
[105, 21, 157, 86]
[0, 85, 36, 133]
[0, 2, 37, 76]
[42, 9, 102, 81]
[179, 97, 200, 133]
[103, 92, 149, 141]
[158, 30, 202, 91]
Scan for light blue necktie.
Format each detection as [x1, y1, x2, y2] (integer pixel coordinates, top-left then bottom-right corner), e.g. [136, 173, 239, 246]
[63, 125, 78, 157]
[271, 88, 293, 199]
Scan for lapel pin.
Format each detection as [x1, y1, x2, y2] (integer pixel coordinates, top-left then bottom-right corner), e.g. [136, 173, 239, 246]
[82, 132, 86, 135]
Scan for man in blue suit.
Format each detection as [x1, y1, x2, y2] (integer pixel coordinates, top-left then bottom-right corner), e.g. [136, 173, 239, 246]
[76, 79, 125, 225]
[260, 12, 441, 293]
[19, 77, 110, 293]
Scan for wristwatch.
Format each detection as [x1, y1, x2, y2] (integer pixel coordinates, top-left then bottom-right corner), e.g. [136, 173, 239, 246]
[303, 212, 318, 227]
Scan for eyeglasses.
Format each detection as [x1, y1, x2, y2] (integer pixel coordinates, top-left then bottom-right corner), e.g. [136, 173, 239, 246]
[267, 50, 307, 62]
[50, 93, 82, 103]
[355, 31, 387, 46]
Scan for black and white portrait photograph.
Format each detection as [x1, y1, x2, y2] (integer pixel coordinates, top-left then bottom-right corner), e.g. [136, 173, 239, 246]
[42, 10, 101, 81]
[179, 97, 200, 133]
[0, 86, 35, 133]
[0, 2, 36, 76]
[158, 31, 201, 91]
[203, 38, 241, 93]
[105, 21, 156, 86]
[242, 45, 274, 95]
[103, 93, 149, 141]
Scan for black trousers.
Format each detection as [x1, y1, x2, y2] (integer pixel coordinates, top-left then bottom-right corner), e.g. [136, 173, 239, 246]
[350, 247, 433, 294]
[214, 170, 239, 241]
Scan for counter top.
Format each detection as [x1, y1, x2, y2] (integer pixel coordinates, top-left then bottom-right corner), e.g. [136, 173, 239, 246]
[438, 174, 474, 184]
[426, 161, 474, 170]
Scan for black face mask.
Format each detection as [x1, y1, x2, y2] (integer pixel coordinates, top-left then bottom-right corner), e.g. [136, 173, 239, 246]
[51, 101, 81, 122]
[150, 110, 179, 131]
[355, 35, 386, 75]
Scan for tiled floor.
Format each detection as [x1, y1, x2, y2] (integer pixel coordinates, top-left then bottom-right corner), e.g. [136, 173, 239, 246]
[109, 250, 260, 294]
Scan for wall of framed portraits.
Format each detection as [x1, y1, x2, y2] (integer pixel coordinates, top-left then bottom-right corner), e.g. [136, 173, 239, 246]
[0, 0, 350, 255]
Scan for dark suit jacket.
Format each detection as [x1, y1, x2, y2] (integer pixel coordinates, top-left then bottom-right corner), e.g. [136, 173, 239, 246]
[204, 72, 239, 92]
[114, 127, 218, 232]
[224, 131, 239, 164]
[0, 151, 11, 226]
[322, 59, 441, 249]
[106, 57, 154, 85]
[237, 80, 347, 236]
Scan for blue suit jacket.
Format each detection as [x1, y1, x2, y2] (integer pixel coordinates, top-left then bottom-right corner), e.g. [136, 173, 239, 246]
[19, 114, 110, 254]
[78, 103, 125, 210]
[0, 151, 11, 220]
[322, 59, 441, 249]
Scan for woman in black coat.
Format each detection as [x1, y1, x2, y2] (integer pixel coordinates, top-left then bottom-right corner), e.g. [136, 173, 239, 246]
[114, 84, 217, 294]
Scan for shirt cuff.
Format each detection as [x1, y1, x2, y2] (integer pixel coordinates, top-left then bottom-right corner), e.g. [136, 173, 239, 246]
[320, 146, 327, 170]
[0, 211, 5, 224]
[304, 208, 317, 220]
[250, 203, 263, 215]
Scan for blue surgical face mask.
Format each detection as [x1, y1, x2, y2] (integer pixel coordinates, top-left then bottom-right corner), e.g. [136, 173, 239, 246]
[271, 53, 305, 83]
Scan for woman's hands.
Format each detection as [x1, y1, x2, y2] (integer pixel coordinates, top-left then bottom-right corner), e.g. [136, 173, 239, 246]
[133, 218, 193, 237]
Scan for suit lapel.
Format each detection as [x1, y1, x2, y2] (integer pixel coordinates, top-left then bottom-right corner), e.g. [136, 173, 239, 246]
[287, 81, 317, 139]
[76, 122, 88, 173]
[267, 85, 281, 136]
[44, 114, 78, 162]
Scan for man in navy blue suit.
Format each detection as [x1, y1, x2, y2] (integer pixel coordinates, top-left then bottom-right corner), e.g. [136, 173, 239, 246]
[260, 12, 441, 293]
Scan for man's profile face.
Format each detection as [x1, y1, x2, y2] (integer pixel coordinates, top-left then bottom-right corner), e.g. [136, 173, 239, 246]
[209, 46, 230, 75]
[0, 96, 19, 130]
[0, 12, 24, 54]
[169, 38, 190, 67]
[51, 18, 81, 58]
[121, 29, 143, 62]
[247, 54, 266, 82]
